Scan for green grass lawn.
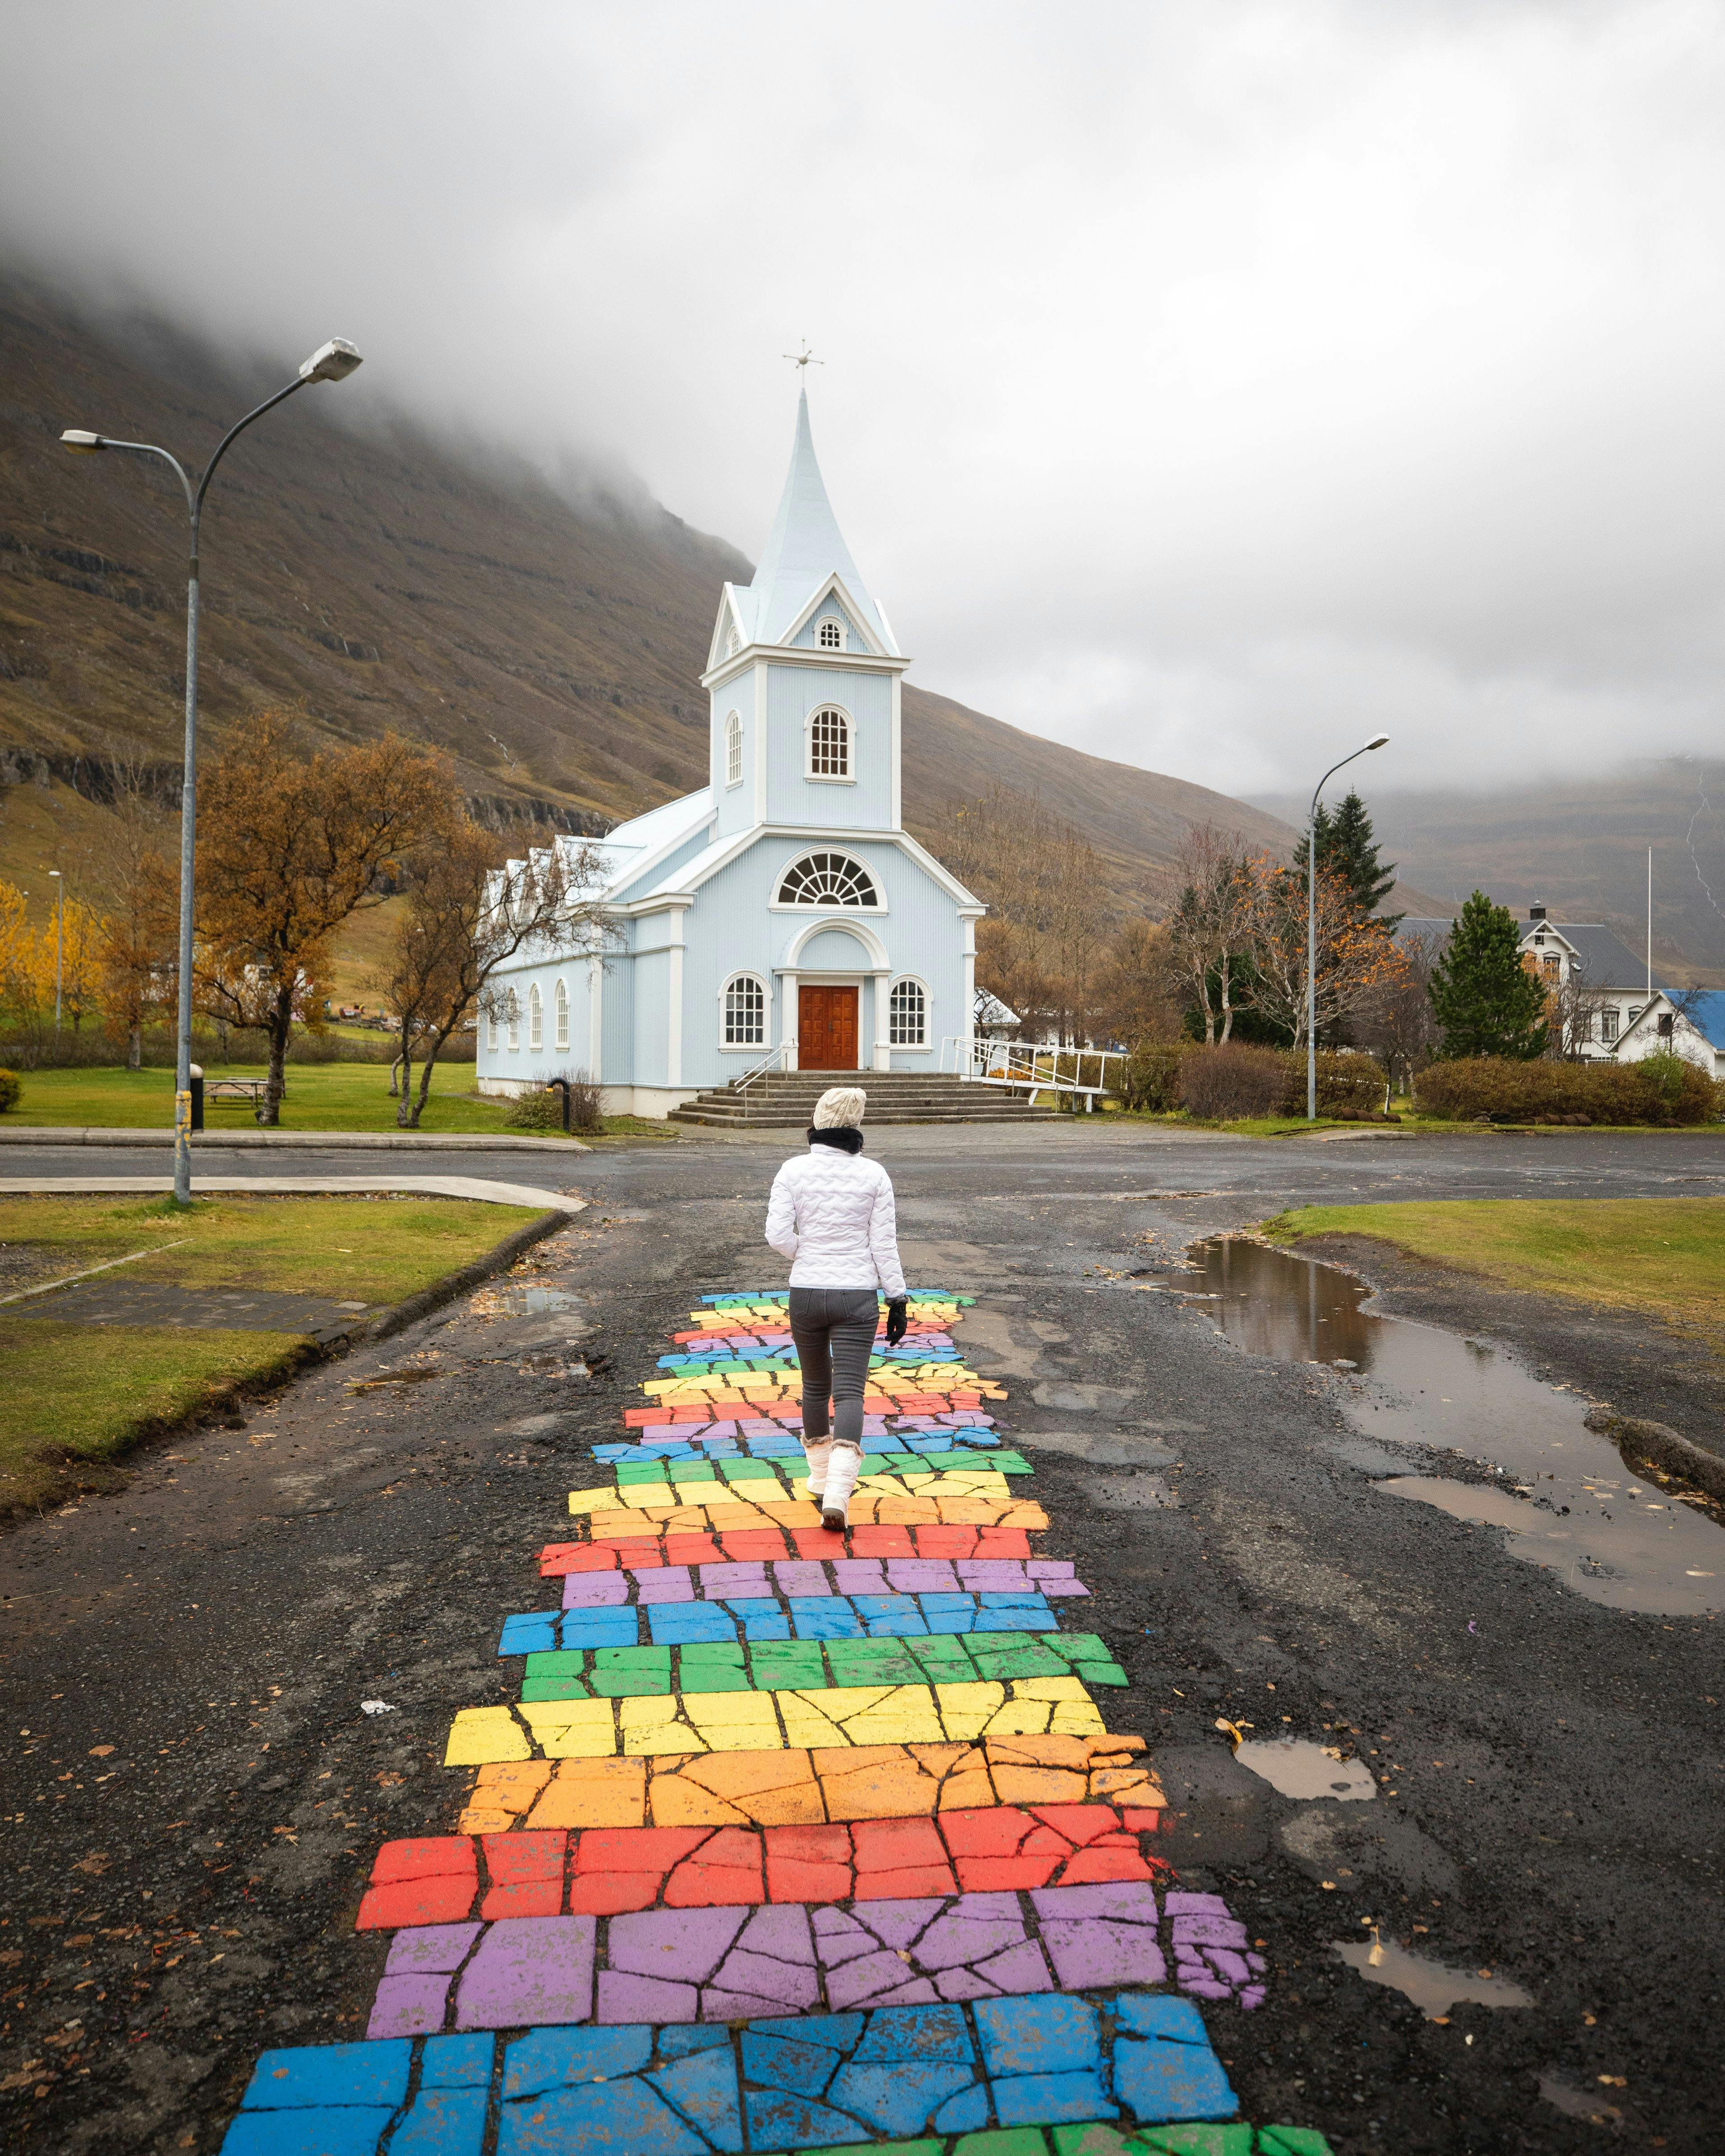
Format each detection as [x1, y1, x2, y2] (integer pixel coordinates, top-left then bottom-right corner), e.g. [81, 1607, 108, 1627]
[1261, 1196, 1725, 1343]
[0, 1062, 676, 1139]
[0, 1192, 544, 1512]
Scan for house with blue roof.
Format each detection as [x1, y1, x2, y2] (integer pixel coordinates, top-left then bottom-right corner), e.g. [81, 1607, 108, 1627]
[1614, 990, 1725, 1078]
[475, 392, 985, 1116]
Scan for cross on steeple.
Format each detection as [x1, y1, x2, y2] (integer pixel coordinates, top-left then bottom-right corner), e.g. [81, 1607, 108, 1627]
[783, 340, 824, 376]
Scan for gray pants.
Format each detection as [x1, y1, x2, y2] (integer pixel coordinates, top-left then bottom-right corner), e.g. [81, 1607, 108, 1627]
[787, 1286, 880, 1451]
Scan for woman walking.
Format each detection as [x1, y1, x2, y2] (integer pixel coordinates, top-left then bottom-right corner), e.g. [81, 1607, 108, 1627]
[765, 1086, 909, 1530]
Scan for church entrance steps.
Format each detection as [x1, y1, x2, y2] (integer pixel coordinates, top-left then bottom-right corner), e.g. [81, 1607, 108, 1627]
[669, 1071, 1057, 1128]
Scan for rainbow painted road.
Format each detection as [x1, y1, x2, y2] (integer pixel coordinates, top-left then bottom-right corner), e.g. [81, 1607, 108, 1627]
[218, 1292, 1334, 2156]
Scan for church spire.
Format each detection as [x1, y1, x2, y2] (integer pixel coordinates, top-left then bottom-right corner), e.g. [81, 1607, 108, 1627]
[739, 388, 895, 653]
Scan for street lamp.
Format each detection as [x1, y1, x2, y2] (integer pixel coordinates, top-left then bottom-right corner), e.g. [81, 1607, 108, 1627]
[48, 869, 63, 1034]
[1306, 733, 1389, 1121]
[60, 337, 363, 1203]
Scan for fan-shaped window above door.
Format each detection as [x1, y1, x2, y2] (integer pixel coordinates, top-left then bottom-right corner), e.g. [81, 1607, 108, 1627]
[776, 852, 880, 908]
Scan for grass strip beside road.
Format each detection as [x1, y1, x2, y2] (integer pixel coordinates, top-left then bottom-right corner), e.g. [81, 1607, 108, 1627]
[0, 1063, 677, 1139]
[0, 1193, 545, 1303]
[0, 1193, 546, 1513]
[1262, 1196, 1725, 1344]
[0, 1318, 305, 1487]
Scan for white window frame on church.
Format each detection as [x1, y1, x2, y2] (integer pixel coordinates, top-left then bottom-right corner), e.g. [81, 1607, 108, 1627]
[774, 851, 882, 910]
[724, 710, 743, 788]
[505, 989, 520, 1052]
[888, 975, 929, 1047]
[554, 977, 570, 1051]
[486, 1004, 499, 1052]
[817, 616, 846, 651]
[721, 971, 769, 1048]
[805, 704, 854, 783]
[527, 984, 542, 1051]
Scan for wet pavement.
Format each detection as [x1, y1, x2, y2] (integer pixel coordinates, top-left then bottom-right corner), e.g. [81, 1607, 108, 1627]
[0, 1122, 1720, 2152]
[1139, 1237, 1724, 1616]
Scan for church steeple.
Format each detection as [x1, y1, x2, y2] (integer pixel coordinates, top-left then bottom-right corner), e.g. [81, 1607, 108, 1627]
[728, 390, 898, 655]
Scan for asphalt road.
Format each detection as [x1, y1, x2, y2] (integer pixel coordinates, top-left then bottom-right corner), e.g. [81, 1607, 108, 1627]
[1, 1122, 1720, 2152]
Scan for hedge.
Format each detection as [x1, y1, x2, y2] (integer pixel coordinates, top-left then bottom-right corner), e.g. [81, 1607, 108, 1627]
[1115, 1043, 1389, 1120]
[1415, 1052, 1722, 1126]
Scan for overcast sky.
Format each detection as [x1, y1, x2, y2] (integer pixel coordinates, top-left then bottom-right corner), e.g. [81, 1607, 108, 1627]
[4, 0, 1723, 799]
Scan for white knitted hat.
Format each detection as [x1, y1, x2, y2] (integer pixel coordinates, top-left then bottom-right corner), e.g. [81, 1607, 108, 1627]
[812, 1086, 867, 1128]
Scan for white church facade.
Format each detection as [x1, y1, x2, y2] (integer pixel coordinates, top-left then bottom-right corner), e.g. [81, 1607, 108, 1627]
[475, 392, 985, 1118]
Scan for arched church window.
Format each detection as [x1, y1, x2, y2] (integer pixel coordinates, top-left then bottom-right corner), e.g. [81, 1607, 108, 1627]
[777, 852, 879, 908]
[486, 1003, 499, 1053]
[725, 625, 740, 658]
[725, 710, 743, 788]
[554, 977, 570, 1051]
[889, 977, 928, 1047]
[505, 988, 520, 1052]
[818, 617, 845, 650]
[807, 706, 851, 780]
[527, 983, 542, 1051]
[723, 972, 768, 1047]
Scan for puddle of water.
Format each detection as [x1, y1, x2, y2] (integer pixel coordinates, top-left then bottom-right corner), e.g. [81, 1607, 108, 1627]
[346, 1368, 441, 1392]
[1144, 1237, 1724, 1616]
[1333, 1937, 1533, 2019]
[1234, 1738, 1377, 1802]
[470, 1284, 588, 1317]
[1539, 2074, 1625, 2125]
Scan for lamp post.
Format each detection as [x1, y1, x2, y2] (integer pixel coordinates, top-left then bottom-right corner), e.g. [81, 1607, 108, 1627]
[61, 339, 363, 1204]
[47, 869, 63, 1034]
[1305, 733, 1389, 1121]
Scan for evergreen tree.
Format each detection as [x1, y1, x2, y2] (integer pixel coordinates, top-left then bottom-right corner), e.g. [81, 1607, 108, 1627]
[1428, 890, 1550, 1060]
[1293, 789, 1398, 916]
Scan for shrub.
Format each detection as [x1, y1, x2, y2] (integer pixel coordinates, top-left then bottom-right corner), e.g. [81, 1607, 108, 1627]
[0, 1069, 20, 1114]
[1415, 1055, 1722, 1126]
[504, 1069, 604, 1135]
[504, 1087, 564, 1130]
[1302, 1051, 1387, 1117]
[1179, 1043, 1287, 1120]
[1116, 1043, 1189, 1113]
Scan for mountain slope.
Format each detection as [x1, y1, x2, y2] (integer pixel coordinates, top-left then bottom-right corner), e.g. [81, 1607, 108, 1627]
[0, 271, 1302, 915]
[1252, 763, 1725, 982]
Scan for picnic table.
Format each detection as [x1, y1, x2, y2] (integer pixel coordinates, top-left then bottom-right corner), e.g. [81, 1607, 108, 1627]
[204, 1078, 284, 1107]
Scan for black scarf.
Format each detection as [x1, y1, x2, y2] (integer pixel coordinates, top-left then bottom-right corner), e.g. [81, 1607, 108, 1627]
[808, 1126, 864, 1154]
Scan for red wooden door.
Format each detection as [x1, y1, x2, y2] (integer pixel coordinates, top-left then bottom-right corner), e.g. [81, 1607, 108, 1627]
[799, 985, 859, 1070]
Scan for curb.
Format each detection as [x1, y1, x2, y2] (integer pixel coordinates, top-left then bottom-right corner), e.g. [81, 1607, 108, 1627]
[1584, 1405, 1725, 1506]
[0, 1126, 588, 1152]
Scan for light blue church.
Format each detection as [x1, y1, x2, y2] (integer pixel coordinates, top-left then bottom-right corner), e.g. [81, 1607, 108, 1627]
[475, 393, 985, 1117]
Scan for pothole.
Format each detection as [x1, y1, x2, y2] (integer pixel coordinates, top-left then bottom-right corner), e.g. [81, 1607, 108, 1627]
[1234, 1737, 1376, 1802]
[469, 1284, 589, 1317]
[1334, 1936, 1533, 2018]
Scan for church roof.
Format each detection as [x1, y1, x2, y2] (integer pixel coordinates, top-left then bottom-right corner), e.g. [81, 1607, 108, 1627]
[566, 787, 714, 901]
[730, 389, 897, 654]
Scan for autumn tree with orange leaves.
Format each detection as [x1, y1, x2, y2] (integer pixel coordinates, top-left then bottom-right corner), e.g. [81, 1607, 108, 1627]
[194, 716, 450, 1123]
[1234, 851, 1407, 1050]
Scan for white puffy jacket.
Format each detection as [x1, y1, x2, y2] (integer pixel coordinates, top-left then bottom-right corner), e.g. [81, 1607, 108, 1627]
[764, 1145, 907, 1297]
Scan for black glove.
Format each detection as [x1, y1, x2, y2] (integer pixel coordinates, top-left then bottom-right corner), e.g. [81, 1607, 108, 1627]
[885, 1297, 908, 1347]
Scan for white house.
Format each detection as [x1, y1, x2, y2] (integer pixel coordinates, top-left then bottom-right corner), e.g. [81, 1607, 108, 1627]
[475, 391, 985, 1117]
[1614, 990, 1725, 1078]
[1397, 903, 1663, 1059]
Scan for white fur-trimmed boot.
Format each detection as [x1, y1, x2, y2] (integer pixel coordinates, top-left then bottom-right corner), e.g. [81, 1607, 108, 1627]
[800, 1437, 833, 1502]
[820, 1444, 863, 1533]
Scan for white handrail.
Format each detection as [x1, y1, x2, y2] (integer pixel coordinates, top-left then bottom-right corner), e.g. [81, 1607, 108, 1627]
[734, 1041, 793, 1093]
[939, 1036, 1127, 1111]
